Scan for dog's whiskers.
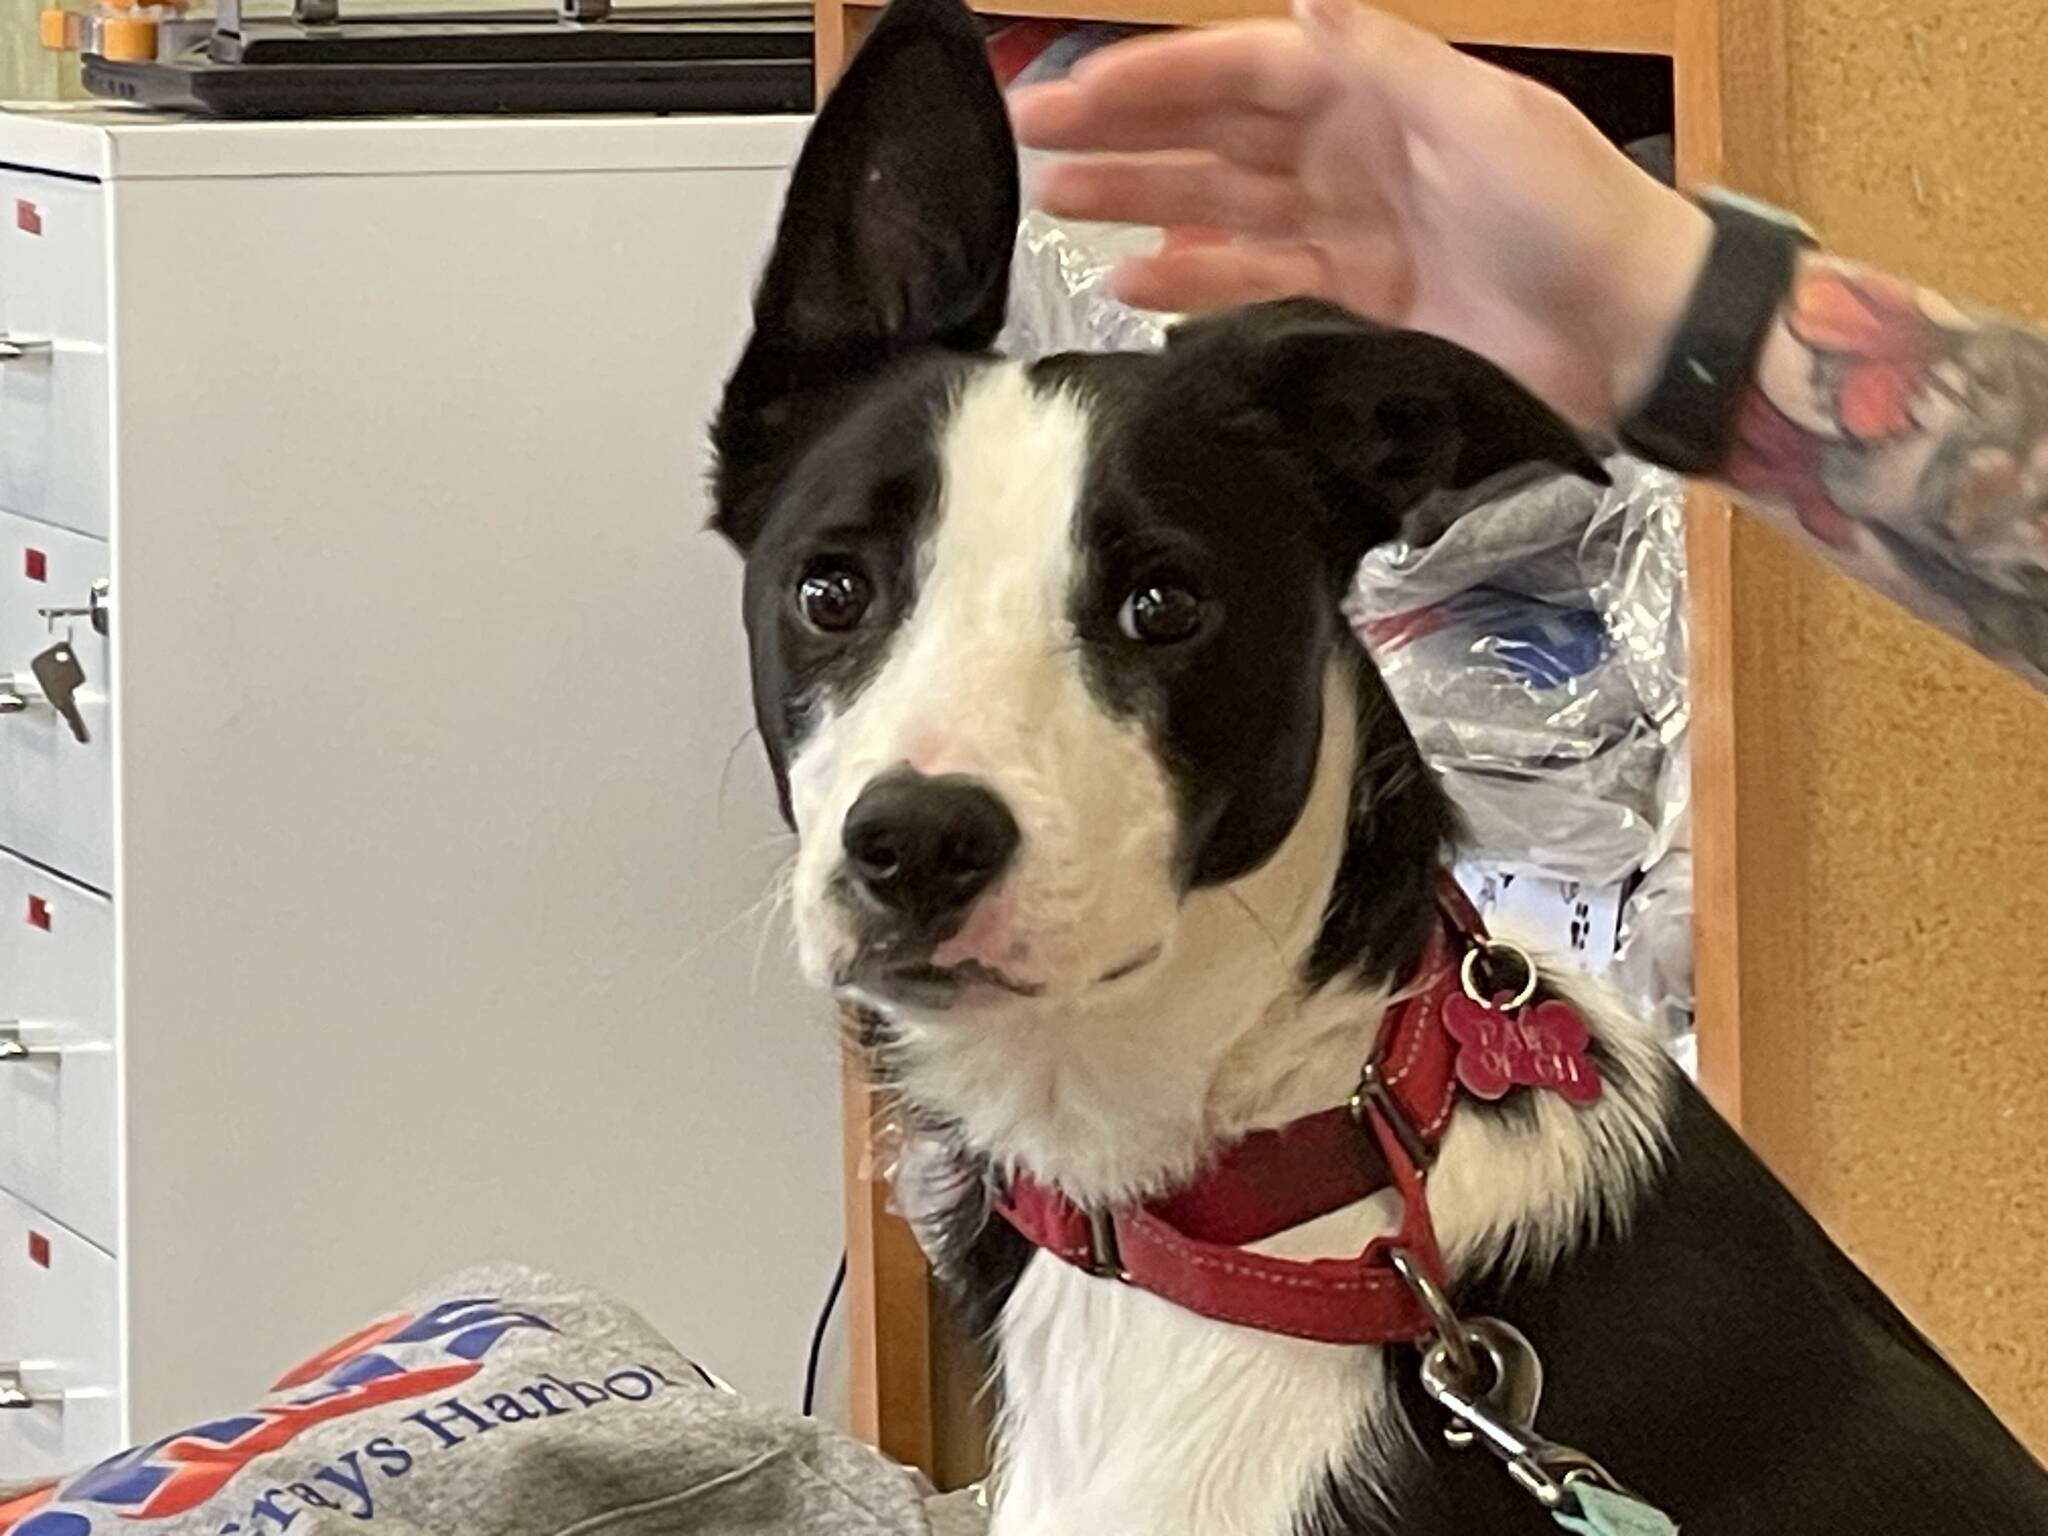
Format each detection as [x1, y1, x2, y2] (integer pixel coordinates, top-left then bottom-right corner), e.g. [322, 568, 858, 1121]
[673, 855, 795, 973]
[716, 724, 767, 833]
[746, 854, 800, 999]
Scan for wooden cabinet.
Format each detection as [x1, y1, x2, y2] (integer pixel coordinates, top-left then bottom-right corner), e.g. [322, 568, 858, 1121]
[819, 0, 2048, 1477]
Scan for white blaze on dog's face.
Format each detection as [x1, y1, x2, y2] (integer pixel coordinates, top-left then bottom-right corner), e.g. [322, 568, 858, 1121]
[780, 368, 1181, 1005]
[709, 0, 1600, 1042]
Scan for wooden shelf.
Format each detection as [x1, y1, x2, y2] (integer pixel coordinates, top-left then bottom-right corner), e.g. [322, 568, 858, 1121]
[818, 0, 1680, 88]
[892, 0, 1671, 48]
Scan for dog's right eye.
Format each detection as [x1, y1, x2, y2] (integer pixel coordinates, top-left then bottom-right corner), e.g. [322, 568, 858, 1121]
[795, 561, 874, 634]
[1118, 582, 1207, 646]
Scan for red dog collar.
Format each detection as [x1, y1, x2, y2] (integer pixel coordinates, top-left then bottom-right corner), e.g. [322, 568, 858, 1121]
[993, 880, 1600, 1346]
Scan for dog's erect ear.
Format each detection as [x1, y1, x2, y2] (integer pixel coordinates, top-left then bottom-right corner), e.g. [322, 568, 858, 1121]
[753, 0, 1015, 358]
[710, 0, 1018, 552]
[1169, 299, 1606, 565]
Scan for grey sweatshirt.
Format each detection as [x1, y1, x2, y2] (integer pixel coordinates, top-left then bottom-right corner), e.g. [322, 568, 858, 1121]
[0, 1264, 988, 1536]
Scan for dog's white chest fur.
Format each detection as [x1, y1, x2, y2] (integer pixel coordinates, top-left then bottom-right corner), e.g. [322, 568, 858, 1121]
[992, 1250, 1387, 1536]
[989, 1186, 1416, 1536]
[982, 1026, 1673, 1536]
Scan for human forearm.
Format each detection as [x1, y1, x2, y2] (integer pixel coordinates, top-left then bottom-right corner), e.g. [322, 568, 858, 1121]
[1714, 253, 2048, 686]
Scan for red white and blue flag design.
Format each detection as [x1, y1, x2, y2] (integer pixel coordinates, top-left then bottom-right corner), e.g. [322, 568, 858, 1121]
[0, 1297, 551, 1534]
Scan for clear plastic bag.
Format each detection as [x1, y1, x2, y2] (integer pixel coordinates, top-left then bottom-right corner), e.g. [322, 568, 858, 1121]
[1350, 457, 1689, 889]
[1349, 462, 1693, 1041]
[997, 23, 1167, 361]
[1002, 208, 1169, 358]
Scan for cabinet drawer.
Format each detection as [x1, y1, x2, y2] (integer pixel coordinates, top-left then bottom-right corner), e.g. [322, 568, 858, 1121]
[0, 511, 111, 891]
[0, 170, 109, 542]
[0, 850, 116, 1254]
[0, 1191, 122, 1483]
[0, 170, 108, 347]
[0, 341, 109, 542]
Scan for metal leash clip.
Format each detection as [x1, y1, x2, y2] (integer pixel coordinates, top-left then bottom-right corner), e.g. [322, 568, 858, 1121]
[1392, 1249, 1635, 1518]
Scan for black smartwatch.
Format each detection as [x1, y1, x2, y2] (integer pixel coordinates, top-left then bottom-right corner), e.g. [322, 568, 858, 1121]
[1615, 189, 1818, 475]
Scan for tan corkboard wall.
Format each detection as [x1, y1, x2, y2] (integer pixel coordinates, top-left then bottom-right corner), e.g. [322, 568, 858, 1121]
[1733, 0, 2048, 1453]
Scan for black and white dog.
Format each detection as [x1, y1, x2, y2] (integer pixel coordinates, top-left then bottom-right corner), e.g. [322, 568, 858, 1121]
[708, 0, 2048, 1529]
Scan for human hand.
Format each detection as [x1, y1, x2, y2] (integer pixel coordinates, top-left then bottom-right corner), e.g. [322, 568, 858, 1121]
[1008, 0, 1713, 430]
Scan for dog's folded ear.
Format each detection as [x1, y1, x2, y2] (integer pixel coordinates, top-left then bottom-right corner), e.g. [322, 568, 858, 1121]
[1168, 298, 1608, 565]
[710, 0, 1018, 551]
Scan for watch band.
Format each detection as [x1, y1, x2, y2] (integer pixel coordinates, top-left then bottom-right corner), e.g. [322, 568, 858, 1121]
[1616, 190, 1818, 476]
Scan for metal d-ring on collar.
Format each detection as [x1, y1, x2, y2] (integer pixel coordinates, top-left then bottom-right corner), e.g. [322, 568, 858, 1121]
[1085, 1207, 1132, 1283]
[1347, 928, 1543, 1185]
[1349, 1054, 1437, 1176]
[1459, 937, 1539, 1011]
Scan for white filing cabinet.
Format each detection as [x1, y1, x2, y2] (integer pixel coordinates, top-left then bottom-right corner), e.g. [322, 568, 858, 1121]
[0, 106, 837, 1480]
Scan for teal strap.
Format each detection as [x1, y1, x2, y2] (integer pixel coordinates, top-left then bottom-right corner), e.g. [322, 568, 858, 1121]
[1552, 1485, 1681, 1536]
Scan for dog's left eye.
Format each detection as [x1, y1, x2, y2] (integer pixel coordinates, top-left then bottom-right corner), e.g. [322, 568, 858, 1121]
[1118, 582, 1206, 645]
[795, 561, 874, 634]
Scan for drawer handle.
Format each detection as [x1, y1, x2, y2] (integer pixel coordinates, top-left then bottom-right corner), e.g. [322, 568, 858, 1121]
[0, 1024, 63, 1063]
[0, 1364, 78, 1413]
[0, 337, 53, 364]
[1, 1365, 49, 1410]
[0, 679, 57, 717]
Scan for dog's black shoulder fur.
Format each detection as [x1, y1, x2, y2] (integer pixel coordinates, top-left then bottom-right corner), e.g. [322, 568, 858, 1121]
[1307, 1081, 2048, 1533]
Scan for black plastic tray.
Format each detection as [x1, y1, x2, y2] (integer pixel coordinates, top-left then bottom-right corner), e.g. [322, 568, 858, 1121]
[82, 52, 813, 116]
[217, 14, 811, 64]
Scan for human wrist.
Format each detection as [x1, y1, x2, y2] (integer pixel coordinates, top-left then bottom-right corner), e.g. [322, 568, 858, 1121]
[1602, 190, 1714, 429]
[1613, 190, 1819, 472]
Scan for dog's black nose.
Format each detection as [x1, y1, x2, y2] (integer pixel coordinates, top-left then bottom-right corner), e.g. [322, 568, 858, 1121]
[842, 771, 1020, 930]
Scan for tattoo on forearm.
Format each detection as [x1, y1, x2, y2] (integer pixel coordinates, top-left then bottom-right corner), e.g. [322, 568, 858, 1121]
[1721, 254, 2048, 686]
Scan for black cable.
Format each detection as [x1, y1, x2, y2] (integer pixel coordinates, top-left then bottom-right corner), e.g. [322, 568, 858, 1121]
[802, 1251, 848, 1418]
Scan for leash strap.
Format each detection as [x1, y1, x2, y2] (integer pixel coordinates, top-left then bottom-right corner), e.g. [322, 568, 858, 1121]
[1552, 1486, 1682, 1536]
